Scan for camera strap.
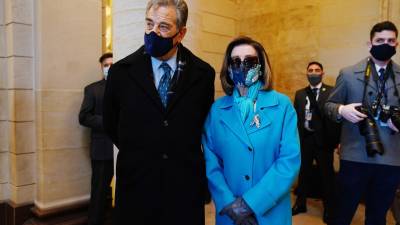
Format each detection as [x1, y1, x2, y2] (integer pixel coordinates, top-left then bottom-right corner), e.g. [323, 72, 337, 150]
[361, 59, 372, 106]
[363, 59, 400, 108]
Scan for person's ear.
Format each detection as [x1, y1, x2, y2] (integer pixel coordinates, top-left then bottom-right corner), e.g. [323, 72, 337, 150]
[367, 40, 372, 50]
[176, 26, 187, 43]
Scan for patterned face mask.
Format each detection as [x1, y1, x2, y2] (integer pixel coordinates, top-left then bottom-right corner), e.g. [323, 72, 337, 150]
[229, 63, 262, 87]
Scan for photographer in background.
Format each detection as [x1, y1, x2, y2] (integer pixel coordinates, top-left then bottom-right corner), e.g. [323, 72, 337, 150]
[325, 21, 400, 225]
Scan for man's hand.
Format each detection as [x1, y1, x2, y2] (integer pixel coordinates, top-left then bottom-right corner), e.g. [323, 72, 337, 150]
[335, 144, 342, 156]
[388, 118, 399, 133]
[338, 103, 367, 123]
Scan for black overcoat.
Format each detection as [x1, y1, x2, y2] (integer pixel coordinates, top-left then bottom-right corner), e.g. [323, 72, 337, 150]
[79, 79, 114, 160]
[294, 83, 341, 150]
[103, 45, 215, 225]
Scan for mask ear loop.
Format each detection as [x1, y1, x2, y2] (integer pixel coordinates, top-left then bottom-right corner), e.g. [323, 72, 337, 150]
[170, 30, 182, 49]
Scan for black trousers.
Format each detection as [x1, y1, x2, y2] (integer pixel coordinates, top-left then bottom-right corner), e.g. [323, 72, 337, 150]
[329, 160, 400, 225]
[88, 159, 114, 225]
[296, 132, 335, 214]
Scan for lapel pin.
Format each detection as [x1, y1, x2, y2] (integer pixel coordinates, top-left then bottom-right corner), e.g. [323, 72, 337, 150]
[250, 114, 261, 128]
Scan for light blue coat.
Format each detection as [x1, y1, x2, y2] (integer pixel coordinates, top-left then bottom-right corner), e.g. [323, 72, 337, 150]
[202, 90, 301, 225]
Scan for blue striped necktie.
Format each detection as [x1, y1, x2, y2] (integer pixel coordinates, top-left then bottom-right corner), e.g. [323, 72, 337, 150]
[158, 62, 172, 108]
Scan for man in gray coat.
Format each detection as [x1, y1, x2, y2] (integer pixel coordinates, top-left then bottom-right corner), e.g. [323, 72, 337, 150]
[325, 21, 400, 225]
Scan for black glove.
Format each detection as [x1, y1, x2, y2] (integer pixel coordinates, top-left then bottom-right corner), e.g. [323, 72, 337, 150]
[239, 214, 258, 225]
[220, 198, 255, 225]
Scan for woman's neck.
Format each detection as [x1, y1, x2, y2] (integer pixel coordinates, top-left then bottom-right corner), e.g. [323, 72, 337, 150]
[237, 86, 248, 96]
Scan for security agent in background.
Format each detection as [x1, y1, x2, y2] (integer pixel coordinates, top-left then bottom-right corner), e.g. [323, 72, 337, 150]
[292, 62, 340, 223]
[325, 21, 400, 225]
[79, 53, 114, 225]
[102, 0, 215, 225]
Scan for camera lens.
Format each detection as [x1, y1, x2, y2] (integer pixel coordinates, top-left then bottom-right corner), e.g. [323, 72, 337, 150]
[355, 106, 384, 157]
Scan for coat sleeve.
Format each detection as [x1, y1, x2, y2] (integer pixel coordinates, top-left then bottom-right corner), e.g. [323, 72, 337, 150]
[325, 69, 347, 122]
[103, 65, 120, 148]
[242, 100, 301, 216]
[79, 86, 103, 131]
[202, 110, 236, 214]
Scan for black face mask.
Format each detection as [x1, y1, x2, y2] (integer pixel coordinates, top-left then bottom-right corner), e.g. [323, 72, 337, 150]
[307, 74, 322, 86]
[144, 31, 179, 57]
[370, 44, 396, 61]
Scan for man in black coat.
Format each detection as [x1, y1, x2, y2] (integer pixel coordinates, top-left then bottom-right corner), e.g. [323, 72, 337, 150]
[103, 1, 215, 225]
[79, 53, 113, 225]
[292, 61, 341, 223]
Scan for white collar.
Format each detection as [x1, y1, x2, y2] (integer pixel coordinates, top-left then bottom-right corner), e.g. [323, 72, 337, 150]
[309, 82, 322, 89]
[375, 64, 387, 76]
[151, 51, 178, 72]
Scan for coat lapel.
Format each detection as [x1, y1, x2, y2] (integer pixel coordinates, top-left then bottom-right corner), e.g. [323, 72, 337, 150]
[387, 61, 400, 90]
[166, 46, 201, 113]
[218, 97, 253, 148]
[354, 58, 379, 92]
[126, 50, 164, 112]
[246, 91, 277, 134]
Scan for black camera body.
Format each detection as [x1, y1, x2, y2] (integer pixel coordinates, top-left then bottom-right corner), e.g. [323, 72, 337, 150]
[355, 105, 384, 157]
[378, 105, 400, 129]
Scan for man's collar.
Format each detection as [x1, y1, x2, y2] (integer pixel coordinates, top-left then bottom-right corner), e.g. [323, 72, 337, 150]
[309, 82, 322, 89]
[151, 50, 178, 71]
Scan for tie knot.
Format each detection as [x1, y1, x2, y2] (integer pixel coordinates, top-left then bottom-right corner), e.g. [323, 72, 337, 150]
[312, 88, 319, 94]
[160, 62, 171, 74]
[379, 68, 386, 81]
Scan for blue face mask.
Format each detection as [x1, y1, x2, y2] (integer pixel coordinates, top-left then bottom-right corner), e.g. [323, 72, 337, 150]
[144, 31, 179, 57]
[103, 66, 110, 79]
[229, 64, 262, 87]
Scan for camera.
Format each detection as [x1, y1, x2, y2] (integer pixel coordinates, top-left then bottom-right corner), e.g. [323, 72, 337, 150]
[355, 105, 384, 157]
[378, 105, 392, 122]
[377, 105, 400, 129]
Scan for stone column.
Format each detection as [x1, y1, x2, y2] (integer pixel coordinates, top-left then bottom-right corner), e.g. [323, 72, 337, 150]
[30, 0, 102, 222]
[0, 0, 9, 212]
[1, 0, 36, 224]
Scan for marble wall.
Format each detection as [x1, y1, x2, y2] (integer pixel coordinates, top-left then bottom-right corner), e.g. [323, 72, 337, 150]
[33, 0, 102, 210]
[0, 0, 35, 205]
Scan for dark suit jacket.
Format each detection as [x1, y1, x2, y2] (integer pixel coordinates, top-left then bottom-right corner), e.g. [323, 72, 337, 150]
[294, 83, 341, 150]
[103, 45, 215, 225]
[79, 79, 113, 160]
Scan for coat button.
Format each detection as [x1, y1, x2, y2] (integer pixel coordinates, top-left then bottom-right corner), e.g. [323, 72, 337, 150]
[248, 147, 253, 152]
[245, 175, 250, 180]
[162, 153, 168, 160]
[163, 120, 169, 127]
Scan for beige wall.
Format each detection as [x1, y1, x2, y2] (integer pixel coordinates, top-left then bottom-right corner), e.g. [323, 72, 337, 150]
[34, 0, 102, 209]
[238, 0, 400, 99]
[238, 0, 373, 98]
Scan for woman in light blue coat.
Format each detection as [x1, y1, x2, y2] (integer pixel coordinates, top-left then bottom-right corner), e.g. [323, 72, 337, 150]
[202, 36, 301, 225]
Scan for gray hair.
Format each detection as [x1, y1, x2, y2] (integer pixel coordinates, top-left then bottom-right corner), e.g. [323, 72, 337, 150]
[146, 0, 188, 29]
